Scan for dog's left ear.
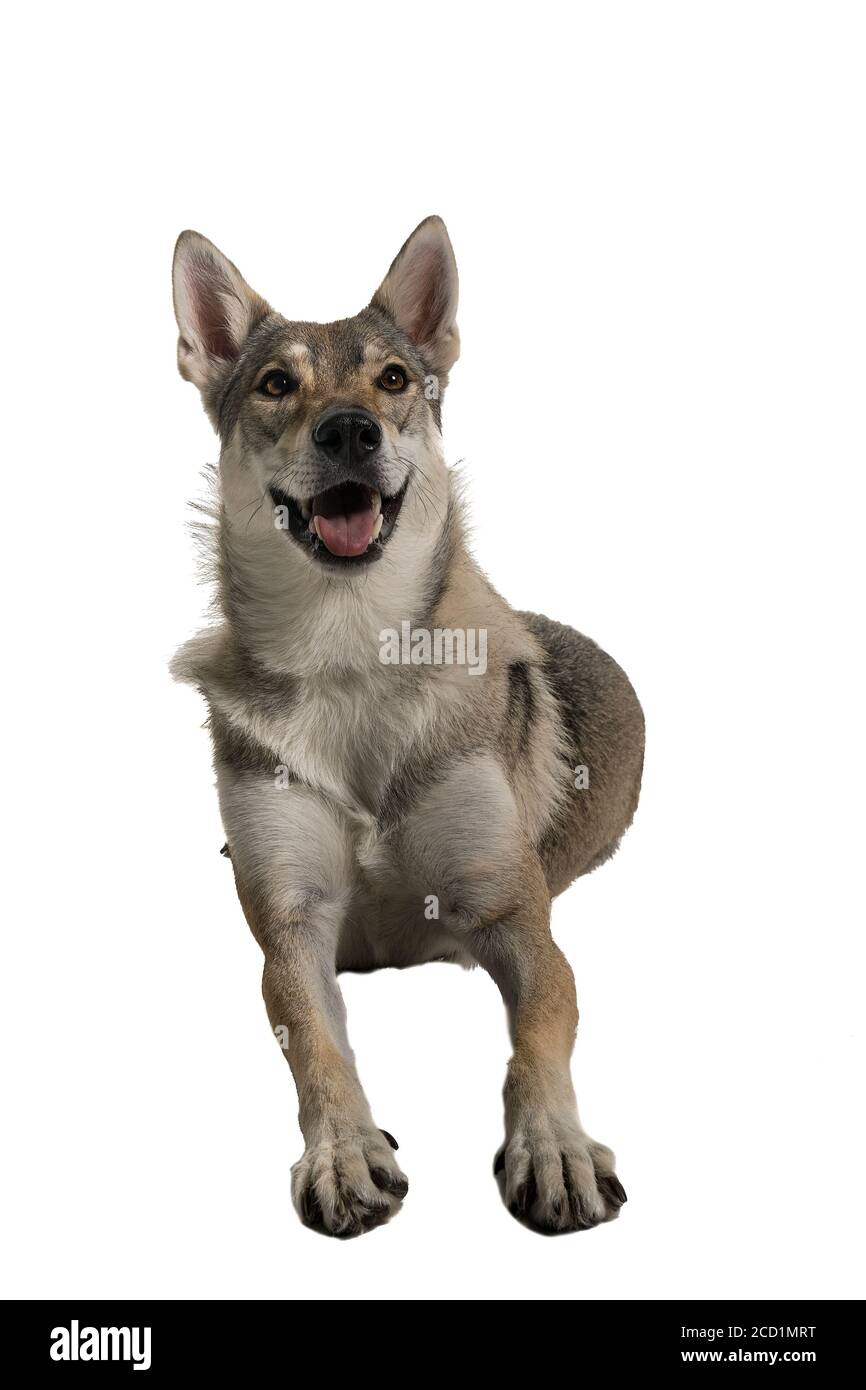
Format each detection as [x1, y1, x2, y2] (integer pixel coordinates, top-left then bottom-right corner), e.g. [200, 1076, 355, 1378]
[370, 216, 459, 379]
[172, 231, 271, 397]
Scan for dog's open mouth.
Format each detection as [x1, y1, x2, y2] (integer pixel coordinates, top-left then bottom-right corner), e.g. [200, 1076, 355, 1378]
[269, 479, 408, 565]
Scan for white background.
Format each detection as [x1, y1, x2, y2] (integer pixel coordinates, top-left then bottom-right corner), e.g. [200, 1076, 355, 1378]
[2, 2, 864, 1301]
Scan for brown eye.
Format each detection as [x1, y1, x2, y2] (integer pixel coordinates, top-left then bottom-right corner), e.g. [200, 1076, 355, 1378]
[258, 370, 297, 398]
[378, 365, 407, 392]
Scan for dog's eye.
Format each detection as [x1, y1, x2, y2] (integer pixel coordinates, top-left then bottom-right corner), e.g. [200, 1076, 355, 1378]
[258, 370, 297, 398]
[378, 365, 407, 392]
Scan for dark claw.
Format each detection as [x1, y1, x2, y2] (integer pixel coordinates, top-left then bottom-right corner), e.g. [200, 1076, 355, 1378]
[358, 1193, 391, 1217]
[370, 1168, 409, 1199]
[561, 1156, 586, 1226]
[336, 1214, 365, 1240]
[360, 1204, 390, 1230]
[599, 1173, 627, 1207]
[219, 843, 231, 858]
[300, 1182, 324, 1229]
[380, 1129, 399, 1151]
[570, 1192, 592, 1228]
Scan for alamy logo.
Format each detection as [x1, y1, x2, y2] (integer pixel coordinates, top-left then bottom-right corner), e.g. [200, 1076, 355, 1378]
[379, 621, 487, 676]
[50, 1320, 151, 1371]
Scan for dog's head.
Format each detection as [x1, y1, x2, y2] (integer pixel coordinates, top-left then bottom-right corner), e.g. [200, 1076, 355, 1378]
[172, 218, 458, 573]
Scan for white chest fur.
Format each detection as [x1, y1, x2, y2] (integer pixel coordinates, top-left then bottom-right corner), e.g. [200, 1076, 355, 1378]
[269, 672, 433, 818]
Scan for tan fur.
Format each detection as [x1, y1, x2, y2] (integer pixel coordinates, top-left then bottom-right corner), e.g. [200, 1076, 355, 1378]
[171, 219, 643, 1235]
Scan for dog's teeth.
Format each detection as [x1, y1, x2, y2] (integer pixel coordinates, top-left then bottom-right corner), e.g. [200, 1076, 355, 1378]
[311, 517, 320, 537]
[372, 513, 384, 540]
[371, 490, 382, 517]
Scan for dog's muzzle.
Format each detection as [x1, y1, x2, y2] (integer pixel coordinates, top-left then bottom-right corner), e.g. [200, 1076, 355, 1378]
[269, 470, 409, 567]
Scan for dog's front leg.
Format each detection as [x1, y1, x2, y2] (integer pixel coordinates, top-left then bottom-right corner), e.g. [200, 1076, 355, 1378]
[470, 853, 627, 1232]
[218, 770, 407, 1237]
[401, 753, 625, 1233]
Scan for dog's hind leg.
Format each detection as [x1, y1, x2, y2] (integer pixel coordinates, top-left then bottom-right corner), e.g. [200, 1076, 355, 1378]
[519, 611, 645, 896]
[217, 768, 408, 1237]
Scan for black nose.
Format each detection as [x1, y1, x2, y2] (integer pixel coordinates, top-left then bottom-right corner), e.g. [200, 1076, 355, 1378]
[313, 410, 382, 466]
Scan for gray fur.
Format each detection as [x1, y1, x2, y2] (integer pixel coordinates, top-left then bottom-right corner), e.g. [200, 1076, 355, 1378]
[171, 218, 644, 1236]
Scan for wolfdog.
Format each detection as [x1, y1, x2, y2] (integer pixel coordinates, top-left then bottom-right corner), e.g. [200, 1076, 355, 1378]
[171, 217, 644, 1236]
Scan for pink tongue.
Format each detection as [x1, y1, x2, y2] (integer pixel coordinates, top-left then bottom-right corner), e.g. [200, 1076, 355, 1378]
[315, 506, 377, 557]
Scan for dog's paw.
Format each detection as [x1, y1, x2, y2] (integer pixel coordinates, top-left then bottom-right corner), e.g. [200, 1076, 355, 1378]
[494, 1126, 626, 1234]
[291, 1127, 408, 1238]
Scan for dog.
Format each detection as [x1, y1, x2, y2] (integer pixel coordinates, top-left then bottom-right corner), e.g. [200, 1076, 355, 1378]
[171, 217, 645, 1236]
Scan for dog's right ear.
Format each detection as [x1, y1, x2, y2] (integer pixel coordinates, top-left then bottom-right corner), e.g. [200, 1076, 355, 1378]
[172, 231, 270, 395]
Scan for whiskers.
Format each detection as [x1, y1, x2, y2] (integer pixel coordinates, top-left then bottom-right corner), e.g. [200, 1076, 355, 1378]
[268, 447, 326, 502]
[226, 446, 313, 534]
[397, 454, 447, 529]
